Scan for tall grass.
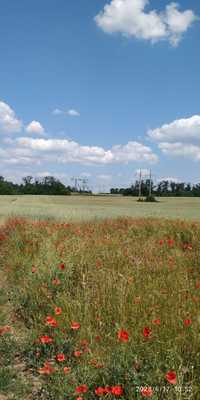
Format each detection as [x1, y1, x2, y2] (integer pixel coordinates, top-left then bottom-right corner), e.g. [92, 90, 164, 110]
[0, 217, 200, 399]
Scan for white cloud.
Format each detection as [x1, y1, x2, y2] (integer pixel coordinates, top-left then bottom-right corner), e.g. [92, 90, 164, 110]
[95, 0, 197, 45]
[2, 137, 158, 166]
[26, 120, 45, 135]
[52, 108, 80, 117]
[52, 108, 63, 116]
[148, 115, 200, 142]
[0, 101, 22, 133]
[158, 142, 200, 161]
[67, 109, 80, 117]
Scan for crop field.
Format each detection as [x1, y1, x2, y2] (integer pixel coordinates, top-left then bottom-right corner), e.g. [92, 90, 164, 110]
[0, 195, 200, 223]
[0, 216, 200, 399]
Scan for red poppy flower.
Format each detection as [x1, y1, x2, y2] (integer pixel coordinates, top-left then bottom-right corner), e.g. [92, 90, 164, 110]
[38, 361, 55, 375]
[140, 387, 153, 397]
[159, 240, 164, 246]
[165, 371, 177, 385]
[183, 319, 192, 327]
[143, 327, 152, 338]
[75, 384, 88, 393]
[152, 319, 161, 325]
[40, 335, 53, 344]
[95, 387, 107, 396]
[167, 239, 174, 247]
[55, 307, 62, 315]
[111, 386, 123, 396]
[96, 259, 102, 268]
[56, 353, 65, 362]
[52, 278, 61, 286]
[118, 329, 129, 342]
[0, 325, 11, 336]
[45, 316, 58, 328]
[58, 263, 65, 270]
[74, 350, 82, 357]
[95, 387, 111, 396]
[63, 367, 71, 374]
[95, 335, 101, 342]
[71, 322, 81, 330]
[76, 397, 83, 400]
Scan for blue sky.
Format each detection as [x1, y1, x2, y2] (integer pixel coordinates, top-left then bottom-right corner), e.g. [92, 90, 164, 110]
[0, 0, 200, 191]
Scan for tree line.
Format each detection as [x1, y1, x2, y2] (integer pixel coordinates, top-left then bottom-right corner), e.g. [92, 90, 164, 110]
[0, 175, 91, 195]
[110, 179, 200, 197]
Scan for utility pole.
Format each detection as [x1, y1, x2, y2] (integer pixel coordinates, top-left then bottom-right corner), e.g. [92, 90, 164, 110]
[139, 169, 142, 200]
[149, 169, 152, 197]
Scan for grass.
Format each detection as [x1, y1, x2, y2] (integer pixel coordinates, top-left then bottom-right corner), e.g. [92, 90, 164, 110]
[0, 195, 200, 223]
[0, 217, 200, 399]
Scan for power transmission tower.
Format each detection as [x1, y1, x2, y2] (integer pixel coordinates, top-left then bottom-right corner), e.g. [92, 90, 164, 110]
[71, 177, 79, 191]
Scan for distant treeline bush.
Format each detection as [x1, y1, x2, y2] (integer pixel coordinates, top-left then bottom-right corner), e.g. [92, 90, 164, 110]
[111, 179, 200, 197]
[0, 175, 91, 195]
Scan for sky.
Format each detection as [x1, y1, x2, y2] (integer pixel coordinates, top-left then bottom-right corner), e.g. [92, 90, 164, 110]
[0, 0, 200, 192]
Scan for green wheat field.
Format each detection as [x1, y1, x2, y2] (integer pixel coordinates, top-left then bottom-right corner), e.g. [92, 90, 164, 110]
[0, 195, 200, 223]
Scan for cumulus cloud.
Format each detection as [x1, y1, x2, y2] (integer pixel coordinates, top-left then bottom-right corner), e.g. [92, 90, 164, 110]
[95, 0, 197, 45]
[1, 137, 158, 166]
[158, 142, 200, 161]
[148, 115, 200, 161]
[0, 101, 22, 133]
[148, 115, 200, 142]
[26, 120, 45, 135]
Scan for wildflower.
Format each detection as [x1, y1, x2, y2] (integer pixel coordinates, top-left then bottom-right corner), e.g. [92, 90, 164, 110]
[118, 329, 129, 342]
[0, 325, 11, 336]
[183, 319, 192, 327]
[96, 259, 102, 268]
[167, 239, 174, 247]
[95, 387, 111, 396]
[52, 278, 61, 286]
[140, 386, 153, 397]
[159, 240, 164, 245]
[55, 307, 62, 315]
[75, 384, 88, 393]
[152, 319, 161, 325]
[111, 385, 123, 396]
[143, 327, 152, 338]
[63, 367, 71, 374]
[140, 387, 153, 397]
[56, 353, 65, 362]
[32, 266, 37, 273]
[46, 316, 58, 328]
[74, 350, 82, 357]
[40, 335, 53, 344]
[165, 371, 177, 385]
[38, 361, 55, 375]
[95, 387, 107, 396]
[58, 263, 65, 270]
[71, 322, 81, 330]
